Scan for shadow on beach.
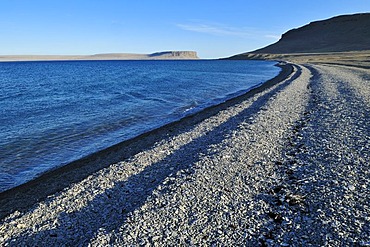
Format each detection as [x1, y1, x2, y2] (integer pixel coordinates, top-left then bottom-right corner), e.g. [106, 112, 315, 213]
[4, 65, 302, 245]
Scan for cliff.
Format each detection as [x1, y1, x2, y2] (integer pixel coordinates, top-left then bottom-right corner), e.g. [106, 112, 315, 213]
[89, 51, 199, 60]
[148, 51, 198, 59]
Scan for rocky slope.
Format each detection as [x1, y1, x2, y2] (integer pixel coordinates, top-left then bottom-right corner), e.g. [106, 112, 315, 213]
[232, 13, 370, 57]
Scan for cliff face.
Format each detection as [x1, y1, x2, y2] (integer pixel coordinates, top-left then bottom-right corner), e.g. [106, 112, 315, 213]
[252, 13, 370, 54]
[88, 51, 199, 60]
[149, 51, 199, 59]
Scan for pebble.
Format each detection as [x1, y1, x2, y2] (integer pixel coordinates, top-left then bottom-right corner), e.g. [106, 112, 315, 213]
[1, 63, 369, 246]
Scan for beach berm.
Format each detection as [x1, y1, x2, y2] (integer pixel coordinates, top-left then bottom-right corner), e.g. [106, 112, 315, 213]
[1, 58, 369, 245]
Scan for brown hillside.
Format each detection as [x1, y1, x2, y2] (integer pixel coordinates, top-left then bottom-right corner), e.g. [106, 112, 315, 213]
[253, 13, 370, 54]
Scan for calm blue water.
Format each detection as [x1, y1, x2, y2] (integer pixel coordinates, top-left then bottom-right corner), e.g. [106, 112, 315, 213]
[0, 60, 280, 192]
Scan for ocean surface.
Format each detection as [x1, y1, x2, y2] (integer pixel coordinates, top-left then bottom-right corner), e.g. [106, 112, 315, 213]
[0, 60, 280, 192]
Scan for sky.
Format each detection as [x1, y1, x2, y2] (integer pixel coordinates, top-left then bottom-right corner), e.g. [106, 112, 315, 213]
[1, 0, 369, 59]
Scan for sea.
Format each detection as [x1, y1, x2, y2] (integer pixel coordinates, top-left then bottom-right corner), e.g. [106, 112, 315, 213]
[0, 59, 280, 192]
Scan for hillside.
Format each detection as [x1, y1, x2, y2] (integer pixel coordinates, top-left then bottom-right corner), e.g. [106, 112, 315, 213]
[232, 13, 370, 57]
[227, 13, 370, 66]
[255, 13, 370, 54]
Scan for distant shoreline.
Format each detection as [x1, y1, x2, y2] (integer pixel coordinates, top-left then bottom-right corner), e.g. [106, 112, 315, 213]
[0, 51, 199, 62]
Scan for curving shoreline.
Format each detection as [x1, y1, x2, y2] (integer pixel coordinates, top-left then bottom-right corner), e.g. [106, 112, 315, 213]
[0, 62, 292, 220]
[1, 60, 369, 245]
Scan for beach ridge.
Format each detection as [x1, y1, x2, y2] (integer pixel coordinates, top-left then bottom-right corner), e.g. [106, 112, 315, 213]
[0, 62, 292, 218]
[1, 61, 369, 245]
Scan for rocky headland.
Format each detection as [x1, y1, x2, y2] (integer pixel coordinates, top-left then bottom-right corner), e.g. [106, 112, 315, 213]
[229, 13, 370, 67]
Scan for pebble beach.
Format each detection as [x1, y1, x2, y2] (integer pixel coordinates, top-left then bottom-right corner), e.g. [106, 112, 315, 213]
[0, 61, 369, 246]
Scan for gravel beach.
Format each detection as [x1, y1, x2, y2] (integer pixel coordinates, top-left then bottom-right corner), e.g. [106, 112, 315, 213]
[0, 62, 369, 246]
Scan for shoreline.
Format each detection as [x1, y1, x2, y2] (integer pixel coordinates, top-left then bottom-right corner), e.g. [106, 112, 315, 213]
[0, 61, 293, 220]
[228, 50, 370, 69]
[1, 59, 368, 245]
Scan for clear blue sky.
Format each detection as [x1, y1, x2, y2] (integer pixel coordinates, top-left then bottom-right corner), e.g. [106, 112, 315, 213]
[1, 0, 369, 58]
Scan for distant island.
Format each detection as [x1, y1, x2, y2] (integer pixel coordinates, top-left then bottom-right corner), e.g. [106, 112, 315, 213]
[0, 51, 199, 62]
